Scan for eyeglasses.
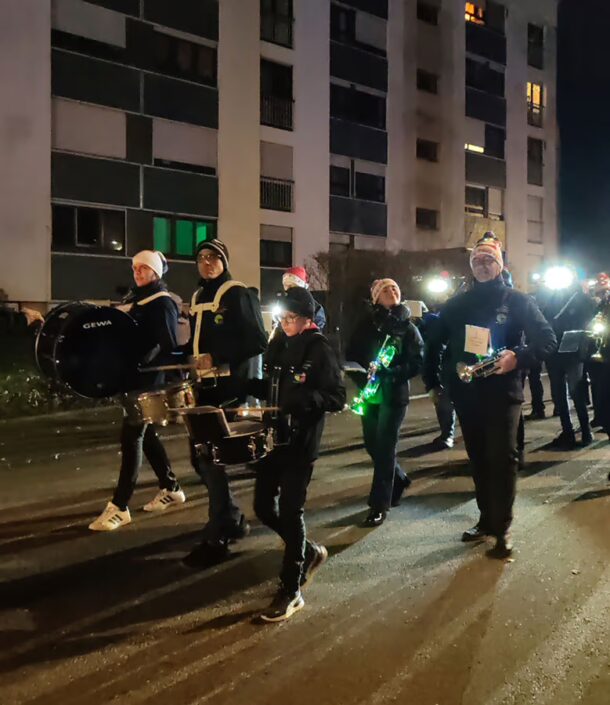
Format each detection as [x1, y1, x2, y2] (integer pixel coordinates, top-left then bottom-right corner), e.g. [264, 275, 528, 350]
[279, 313, 301, 324]
[197, 253, 222, 263]
[472, 256, 497, 266]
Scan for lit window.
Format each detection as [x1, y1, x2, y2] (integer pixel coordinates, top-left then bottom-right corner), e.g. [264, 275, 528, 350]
[465, 143, 485, 154]
[465, 2, 485, 25]
[527, 81, 543, 127]
[153, 217, 171, 253]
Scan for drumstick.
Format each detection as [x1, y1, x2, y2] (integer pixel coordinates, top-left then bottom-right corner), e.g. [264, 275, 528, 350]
[175, 406, 280, 414]
[139, 363, 197, 372]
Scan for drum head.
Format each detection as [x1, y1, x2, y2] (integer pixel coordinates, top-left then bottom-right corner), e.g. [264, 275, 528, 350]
[38, 304, 139, 398]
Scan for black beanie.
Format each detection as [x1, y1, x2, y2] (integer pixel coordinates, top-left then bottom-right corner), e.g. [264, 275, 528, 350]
[195, 239, 230, 271]
[282, 287, 315, 319]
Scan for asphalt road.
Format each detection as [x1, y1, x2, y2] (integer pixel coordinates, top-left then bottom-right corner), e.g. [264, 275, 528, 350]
[0, 393, 608, 705]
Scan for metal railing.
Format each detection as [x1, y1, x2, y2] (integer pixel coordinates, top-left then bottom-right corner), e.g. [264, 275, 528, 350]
[261, 94, 294, 130]
[260, 176, 293, 212]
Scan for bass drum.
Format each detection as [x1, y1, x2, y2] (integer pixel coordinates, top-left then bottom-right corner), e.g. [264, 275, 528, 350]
[35, 302, 139, 399]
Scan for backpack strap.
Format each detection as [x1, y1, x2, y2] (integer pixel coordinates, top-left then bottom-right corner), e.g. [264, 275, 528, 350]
[190, 281, 247, 357]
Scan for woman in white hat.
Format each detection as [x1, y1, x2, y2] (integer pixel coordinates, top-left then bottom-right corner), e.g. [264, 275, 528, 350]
[89, 250, 186, 531]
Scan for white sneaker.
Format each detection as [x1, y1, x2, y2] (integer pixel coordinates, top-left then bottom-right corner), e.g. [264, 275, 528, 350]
[142, 488, 186, 512]
[89, 502, 131, 531]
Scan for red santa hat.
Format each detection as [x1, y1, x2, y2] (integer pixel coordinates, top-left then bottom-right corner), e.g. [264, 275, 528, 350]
[282, 266, 309, 290]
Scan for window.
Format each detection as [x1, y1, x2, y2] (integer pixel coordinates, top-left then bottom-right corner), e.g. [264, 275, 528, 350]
[527, 195, 544, 243]
[416, 207, 439, 230]
[331, 4, 356, 44]
[330, 83, 386, 129]
[151, 32, 217, 87]
[355, 172, 385, 202]
[465, 2, 485, 25]
[260, 239, 292, 268]
[261, 0, 294, 48]
[466, 57, 504, 97]
[528, 23, 544, 69]
[153, 216, 216, 258]
[330, 166, 351, 197]
[417, 69, 438, 94]
[417, 2, 439, 25]
[465, 143, 485, 154]
[261, 59, 293, 130]
[465, 185, 504, 219]
[52, 204, 125, 253]
[527, 82, 543, 127]
[527, 137, 544, 186]
[330, 3, 386, 56]
[485, 124, 505, 159]
[416, 138, 439, 162]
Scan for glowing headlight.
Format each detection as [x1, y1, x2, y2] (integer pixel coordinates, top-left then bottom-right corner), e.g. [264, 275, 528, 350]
[544, 266, 575, 291]
[427, 277, 449, 294]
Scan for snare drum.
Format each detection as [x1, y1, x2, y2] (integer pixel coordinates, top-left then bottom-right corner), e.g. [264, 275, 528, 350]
[181, 407, 269, 465]
[124, 381, 196, 426]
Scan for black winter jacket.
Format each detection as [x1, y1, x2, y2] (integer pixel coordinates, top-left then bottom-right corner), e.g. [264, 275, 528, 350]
[423, 276, 557, 403]
[123, 280, 178, 391]
[190, 271, 267, 379]
[346, 303, 424, 407]
[248, 328, 346, 462]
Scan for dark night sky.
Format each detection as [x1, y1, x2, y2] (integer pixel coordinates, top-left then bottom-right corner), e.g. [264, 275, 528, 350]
[558, 0, 610, 272]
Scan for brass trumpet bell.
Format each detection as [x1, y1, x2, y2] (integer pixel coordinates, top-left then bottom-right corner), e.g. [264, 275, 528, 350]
[456, 349, 506, 383]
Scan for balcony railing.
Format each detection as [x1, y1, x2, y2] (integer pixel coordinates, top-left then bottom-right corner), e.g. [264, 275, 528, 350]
[261, 95, 294, 130]
[527, 105, 543, 128]
[261, 13, 293, 48]
[260, 176, 293, 212]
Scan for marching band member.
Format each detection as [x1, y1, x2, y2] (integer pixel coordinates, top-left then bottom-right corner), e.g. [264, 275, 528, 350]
[282, 266, 326, 331]
[89, 251, 185, 531]
[423, 238, 556, 557]
[183, 239, 268, 568]
[347, 279, 424, 527]
[249, 287, 345, 621]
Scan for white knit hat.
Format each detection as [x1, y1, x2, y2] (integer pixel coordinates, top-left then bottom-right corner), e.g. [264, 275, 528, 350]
[371, 278, 401, 304]
[132, 250, 168, 279]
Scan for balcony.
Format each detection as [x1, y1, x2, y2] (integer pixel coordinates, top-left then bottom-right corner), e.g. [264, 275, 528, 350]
[261, 94, 293, 130]
[527, 105, 543, 128]
[261, 176, 293, 212]
[330, 196, 387, 237]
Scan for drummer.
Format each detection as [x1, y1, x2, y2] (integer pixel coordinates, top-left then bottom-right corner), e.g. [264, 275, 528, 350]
[89, 250, 186, 531]
[183, 239, 267, 568]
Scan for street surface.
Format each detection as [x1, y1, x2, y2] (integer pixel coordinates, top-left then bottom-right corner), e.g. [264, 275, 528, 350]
[0, 387, 608, 705]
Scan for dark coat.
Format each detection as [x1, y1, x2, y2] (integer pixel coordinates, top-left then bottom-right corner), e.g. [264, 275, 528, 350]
[248, 328, 346, 462]
[124, 280, 178, 391]
[346, 303, 424, 407]
[423, 276, 557, 404]
[190, 271, 267, 379]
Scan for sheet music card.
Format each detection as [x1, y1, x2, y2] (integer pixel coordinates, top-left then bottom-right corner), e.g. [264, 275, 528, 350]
[464, 325, 491, 356]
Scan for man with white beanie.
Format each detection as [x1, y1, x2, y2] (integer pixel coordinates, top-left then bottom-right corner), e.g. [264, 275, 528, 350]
[423, 234, 557, 557]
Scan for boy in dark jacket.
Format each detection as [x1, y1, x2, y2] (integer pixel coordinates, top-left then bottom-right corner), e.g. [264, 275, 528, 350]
[346, 279, 424, 527]
[250, 287, 345, 622]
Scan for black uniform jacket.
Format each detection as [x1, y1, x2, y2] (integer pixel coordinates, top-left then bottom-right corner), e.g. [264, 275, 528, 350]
[190, 271, 267, 378]
[124, 280, 178, 391]
[248, 327, 346, 462]
[346, 303, 424, 407]
[423, 276, 557, 404]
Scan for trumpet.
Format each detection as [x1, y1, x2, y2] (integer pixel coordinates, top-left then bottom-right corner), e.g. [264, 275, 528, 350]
[350, 335, 397, 415]
[589, 313, 607, 361]
[456, 348, 506, 383]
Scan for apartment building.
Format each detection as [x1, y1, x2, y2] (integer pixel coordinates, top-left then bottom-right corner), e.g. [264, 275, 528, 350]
[0, 0, 558, 305]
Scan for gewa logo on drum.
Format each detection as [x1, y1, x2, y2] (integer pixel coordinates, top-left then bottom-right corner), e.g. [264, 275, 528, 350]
[82, 320, 113, 330]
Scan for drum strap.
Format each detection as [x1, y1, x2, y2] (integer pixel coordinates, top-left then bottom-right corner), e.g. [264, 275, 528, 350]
[190, 281, 246, 357]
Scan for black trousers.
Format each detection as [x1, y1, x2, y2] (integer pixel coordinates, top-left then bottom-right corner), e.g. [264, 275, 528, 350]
[453, 394, 521, 537]
[589, 361, 610, 431]
[546, 355, 590, 437]
[527, 361, 545, 414]
[254, 450, 316, 594]
[361, 403, 408, 511]
[113, 418, 179, 510]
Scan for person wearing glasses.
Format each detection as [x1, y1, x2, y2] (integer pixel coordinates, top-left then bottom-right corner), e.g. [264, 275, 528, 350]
[183, 239, 268, 568]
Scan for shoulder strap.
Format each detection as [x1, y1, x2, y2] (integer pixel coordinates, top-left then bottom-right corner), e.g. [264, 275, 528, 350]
[189, 281, 247, 314]
[136, 291, 173, 306]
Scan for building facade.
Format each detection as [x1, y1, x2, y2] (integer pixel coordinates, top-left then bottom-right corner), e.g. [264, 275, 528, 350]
[0, 0, 558, 306]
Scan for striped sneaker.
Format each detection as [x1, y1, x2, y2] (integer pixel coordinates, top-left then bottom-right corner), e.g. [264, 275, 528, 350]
[143, 488, 186, 512]
[88, 502, 131, 531]
[260, 589, 305, 623]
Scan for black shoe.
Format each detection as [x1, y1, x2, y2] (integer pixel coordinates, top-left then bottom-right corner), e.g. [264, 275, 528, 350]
[525, 410, 545, 421]
[301, 543, 328, 588]
[487, 533, 513, 559]
[224, 514, 250, 541]
[461, 523, 488, 542]
[591, 417, 602, 429]
[182, 540, 229, 569]
[260, 588, 304, 622]
[364, 509, 387, 527]
[581, 431, 594, 447]
[391, 476, 412, 507]
[549, 431, 577, 450]
[431, 436, 454, 450]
